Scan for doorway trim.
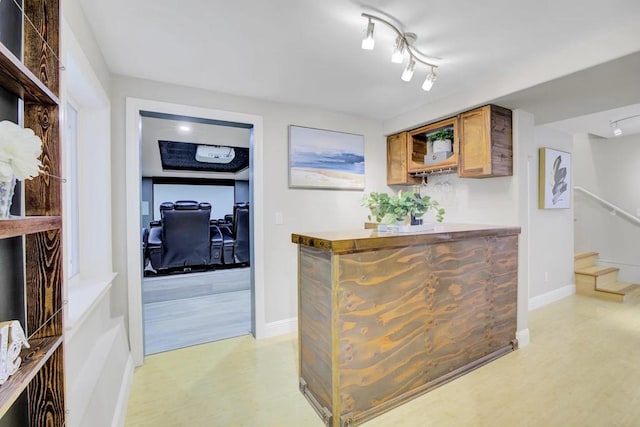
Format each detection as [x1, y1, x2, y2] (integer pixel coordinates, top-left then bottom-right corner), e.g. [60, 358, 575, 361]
[125, 97, 265, 366]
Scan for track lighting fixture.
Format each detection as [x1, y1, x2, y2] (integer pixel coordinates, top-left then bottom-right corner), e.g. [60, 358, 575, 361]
[609, 113, 640, 137]
[360, 12, 440, 91]
[612, 124, 623, 136]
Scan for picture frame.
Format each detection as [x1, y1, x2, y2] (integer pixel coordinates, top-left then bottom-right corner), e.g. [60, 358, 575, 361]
[288, 125, 365, 190]
[538, 147, 571, 209]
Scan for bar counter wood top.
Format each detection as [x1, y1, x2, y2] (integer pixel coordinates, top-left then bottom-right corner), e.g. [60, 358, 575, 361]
[293, 223, 521, 427]
[291, 223, 521, 254]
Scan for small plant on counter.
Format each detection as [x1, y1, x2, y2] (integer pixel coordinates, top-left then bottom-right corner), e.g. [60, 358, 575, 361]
[363, 190, 445, 224]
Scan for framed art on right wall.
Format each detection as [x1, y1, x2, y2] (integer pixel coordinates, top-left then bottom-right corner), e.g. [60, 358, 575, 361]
[539, 147, 571, 209]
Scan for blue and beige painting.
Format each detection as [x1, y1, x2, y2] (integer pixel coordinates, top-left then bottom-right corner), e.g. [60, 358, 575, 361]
[289, 126, 365, 189]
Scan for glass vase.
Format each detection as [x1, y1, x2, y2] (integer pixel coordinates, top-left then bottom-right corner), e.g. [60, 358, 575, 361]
[0, 176, 16, 219]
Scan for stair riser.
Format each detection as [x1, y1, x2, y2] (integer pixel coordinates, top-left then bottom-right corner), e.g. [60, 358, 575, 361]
[575, 277, 625, 302]
[574, 255, 598, 270]
[575, 271, 619, 288]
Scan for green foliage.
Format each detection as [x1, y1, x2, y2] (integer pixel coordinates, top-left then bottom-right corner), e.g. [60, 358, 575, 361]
[427, 127, 454, 143]
[362, 191, 445, 224]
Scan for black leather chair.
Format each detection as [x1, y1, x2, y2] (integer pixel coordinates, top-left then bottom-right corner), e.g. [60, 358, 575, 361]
[218, 203, 250, 265]
[233, 203, 250, 264]
[146, 201, 213, 272]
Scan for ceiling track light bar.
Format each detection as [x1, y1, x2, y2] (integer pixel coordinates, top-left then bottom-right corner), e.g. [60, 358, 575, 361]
[609, 113, 640, 136]
[360, 12, 439, 69]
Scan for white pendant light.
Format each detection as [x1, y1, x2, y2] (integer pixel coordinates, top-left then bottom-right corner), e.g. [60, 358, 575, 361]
[361, 18, 375, 50]
[401, 58, 416, 82]
[391, 36, 405, 63]
[422, 67, 437, 91]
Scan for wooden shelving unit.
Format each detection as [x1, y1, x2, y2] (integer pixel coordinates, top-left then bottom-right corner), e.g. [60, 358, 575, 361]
[0, 0, 65, 425]
[0, 42, 59, 105]
[0, 336, 62, 416]
[0, 216, 62, 239]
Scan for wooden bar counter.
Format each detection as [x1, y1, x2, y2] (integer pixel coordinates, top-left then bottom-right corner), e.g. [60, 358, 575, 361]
[292, 224, 521, 426]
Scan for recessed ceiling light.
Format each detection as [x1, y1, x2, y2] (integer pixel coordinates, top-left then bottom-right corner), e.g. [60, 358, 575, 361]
[178, 125, 191, 132]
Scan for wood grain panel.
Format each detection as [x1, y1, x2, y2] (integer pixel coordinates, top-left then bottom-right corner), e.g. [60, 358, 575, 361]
[338, 246, 429, 415]
[0, 336, 61, 418]
[299, 246, 333, 415]
[297, 228, 519, 425]
[458, 105, 512, 178]
[23, 0, 60, 98]
[489, 106, 513, 177]
[25, 230, 62, 338]
[292, 224, 521, 254]
[386, 132, 419, 185]
[27, 345, 65, 427]
[24, 104, 61, 217]
[0, 216, 61, 239]
[0, 42, 59, 104]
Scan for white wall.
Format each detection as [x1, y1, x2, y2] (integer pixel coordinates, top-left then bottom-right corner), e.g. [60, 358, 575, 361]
[63, 0, 111, 91]
[110, 75, 386, 327]
[62, 5, 132, 425]
[528, 125, 574, 299]
[573, 132, 640, 282]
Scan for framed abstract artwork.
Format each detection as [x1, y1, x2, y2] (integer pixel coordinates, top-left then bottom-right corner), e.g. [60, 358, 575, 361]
[288, 125, 365, 190]
[538, 147, 571, 209]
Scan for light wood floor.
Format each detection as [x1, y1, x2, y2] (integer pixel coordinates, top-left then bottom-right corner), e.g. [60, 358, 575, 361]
[143, 269, 251, 355]
[126, 293, 640, 426]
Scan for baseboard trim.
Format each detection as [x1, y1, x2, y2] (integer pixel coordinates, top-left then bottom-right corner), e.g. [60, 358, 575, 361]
[528, 284, 575, 311]
[111, 354, 134, 427]
[516, 328, 530, 348]
[263, 317, 297, 338]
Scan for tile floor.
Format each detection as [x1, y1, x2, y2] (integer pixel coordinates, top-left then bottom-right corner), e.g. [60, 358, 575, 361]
[126, 292, 640, 426]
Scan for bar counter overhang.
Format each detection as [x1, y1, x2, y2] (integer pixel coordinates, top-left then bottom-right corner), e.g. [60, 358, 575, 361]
[292, 224, 521, 427]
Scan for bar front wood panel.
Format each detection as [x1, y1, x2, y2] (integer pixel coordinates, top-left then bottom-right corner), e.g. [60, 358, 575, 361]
[297, 231, 519, 426]
[299, 246, 333, 422]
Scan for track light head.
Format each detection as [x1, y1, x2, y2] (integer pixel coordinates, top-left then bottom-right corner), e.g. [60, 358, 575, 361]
[391, 36, 406, 63]
[613, 126, 623, 136]
[422, 67, 437, 91]
[361, 19, 375, 50]
[401, 58, 416, 82]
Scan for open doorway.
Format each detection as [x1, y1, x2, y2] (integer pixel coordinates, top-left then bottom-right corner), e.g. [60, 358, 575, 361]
[125, 98, 265, 366]
[139, 112, 252, 354]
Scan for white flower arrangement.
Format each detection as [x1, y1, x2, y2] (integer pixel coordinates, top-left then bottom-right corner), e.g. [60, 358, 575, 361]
[0, 120, 43, 182]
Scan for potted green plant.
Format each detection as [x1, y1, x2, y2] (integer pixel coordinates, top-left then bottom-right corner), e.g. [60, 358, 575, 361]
[427, 127, 454, 156]
[427, 127, 454, 144]
[362, 189, 445, 229]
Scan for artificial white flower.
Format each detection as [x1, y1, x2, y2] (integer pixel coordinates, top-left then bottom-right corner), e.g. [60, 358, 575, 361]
[0, 120, 43, 182]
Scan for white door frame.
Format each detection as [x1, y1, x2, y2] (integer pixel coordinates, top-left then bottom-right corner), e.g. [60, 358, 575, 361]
[125, 97, 265, 366]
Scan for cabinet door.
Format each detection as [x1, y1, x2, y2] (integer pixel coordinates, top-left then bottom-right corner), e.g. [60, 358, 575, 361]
[459, 106, 491, 177]
[387, 132, 411, 185]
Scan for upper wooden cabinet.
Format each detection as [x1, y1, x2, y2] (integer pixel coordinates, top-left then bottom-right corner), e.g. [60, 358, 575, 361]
[458, 105, 513, 178]
[386, 117, 459, 184]
[386, 132, 419, 185]
[386, 105, 512, 183]
[407, 117, 459, 173]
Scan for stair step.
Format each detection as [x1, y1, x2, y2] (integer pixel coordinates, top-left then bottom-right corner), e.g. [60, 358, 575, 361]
[597, 282, 640, 295]
[574, 265, 619, 277]
[574, 252, 599, 270]
[574, 251, 599, 260]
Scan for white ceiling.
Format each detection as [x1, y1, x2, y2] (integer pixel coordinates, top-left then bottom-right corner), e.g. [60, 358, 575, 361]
[548, 104, 640, 139]
[79, 0, 640, 121]
[141, 116, 250, 180]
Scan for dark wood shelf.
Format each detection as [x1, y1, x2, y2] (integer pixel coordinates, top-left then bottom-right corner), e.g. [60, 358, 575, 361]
[0, 216, 62, 239]
[0, 335, 63, 417]
[0, 42, 59, 105]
